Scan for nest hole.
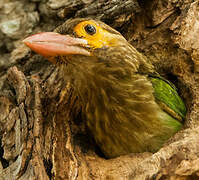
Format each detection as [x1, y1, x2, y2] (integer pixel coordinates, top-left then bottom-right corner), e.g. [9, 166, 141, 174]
[71, 71, 192, 159]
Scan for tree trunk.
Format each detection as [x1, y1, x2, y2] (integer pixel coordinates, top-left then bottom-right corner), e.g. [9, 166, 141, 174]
[0, 0, 199, 179]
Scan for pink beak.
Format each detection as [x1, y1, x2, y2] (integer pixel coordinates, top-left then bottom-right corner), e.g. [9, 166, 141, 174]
[23, 32, 90, 63]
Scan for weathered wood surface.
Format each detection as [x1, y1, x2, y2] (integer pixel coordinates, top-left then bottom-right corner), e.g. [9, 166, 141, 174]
[0, 0, 199, 179]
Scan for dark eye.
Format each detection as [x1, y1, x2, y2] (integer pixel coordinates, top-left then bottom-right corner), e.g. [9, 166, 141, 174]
[84, 24, 96, 35]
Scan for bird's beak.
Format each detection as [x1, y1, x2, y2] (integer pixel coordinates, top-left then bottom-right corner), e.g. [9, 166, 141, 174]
[23, 32, 91, 64]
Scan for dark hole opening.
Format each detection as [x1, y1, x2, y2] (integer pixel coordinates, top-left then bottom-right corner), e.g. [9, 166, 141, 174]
[73, 111, 107, 158]
[0, 140, 9, 168]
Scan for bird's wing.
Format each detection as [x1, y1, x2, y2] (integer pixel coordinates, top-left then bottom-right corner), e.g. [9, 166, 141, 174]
[149, 76, 186, 122]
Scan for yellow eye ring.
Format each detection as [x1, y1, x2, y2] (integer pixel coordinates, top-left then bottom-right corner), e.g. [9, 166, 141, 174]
[74, 20, 110, 49]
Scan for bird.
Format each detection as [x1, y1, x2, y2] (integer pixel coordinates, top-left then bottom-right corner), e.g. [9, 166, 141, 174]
[23, 18, 186, 158]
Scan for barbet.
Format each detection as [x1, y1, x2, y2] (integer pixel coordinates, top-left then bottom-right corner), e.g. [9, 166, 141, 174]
[23, 18, 186, 158]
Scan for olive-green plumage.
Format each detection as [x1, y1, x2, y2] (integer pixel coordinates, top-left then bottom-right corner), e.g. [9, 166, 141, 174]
[26, 18, 187, 158]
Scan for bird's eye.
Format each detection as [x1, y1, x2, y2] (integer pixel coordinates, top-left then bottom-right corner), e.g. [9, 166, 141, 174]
[84, 24, 96, 35]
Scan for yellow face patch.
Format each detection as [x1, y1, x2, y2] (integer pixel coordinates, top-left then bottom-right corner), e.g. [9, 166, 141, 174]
[74, 20, 114, 49]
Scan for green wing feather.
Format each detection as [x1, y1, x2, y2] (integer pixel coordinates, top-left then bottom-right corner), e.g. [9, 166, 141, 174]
[149, 76, 186, 121]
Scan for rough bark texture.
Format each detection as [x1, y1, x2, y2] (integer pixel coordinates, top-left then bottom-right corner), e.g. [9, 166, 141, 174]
[0, 0, 199, 179]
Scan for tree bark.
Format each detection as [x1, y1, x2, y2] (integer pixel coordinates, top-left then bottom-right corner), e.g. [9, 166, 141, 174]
[0, 0, 199, 179]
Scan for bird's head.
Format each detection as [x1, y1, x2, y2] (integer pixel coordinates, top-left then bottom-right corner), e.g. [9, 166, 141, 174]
[23, 18, 143, 72]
